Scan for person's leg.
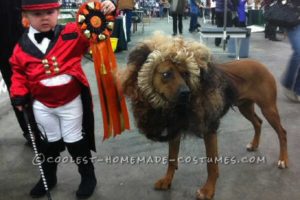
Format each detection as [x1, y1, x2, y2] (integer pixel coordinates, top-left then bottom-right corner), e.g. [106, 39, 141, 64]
[178, 14, 183, 34]
[226, 11, 233, 27]
[59, 96, 97, 199]
[163, 8, 167, 18]
[211, 8, 215, 25]
[159, 6, 163, 19]
[124, 9, 133, 42]
[0, 60, 31, 144]
[189, 13, 194, 32]
[30, 100, 63, 197]
[172, 14, 178, 35]
[268, 24, 280, 41]
[215, 12, 223, 46]
[189, 13, 197, 32]
[281, 25, 300, 96]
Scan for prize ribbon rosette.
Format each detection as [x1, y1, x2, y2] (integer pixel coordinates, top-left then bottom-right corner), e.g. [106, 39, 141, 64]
[77, 1, 130, 140]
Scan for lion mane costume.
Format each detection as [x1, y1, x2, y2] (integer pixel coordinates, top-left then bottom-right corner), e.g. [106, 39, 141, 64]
[121, 33, 237, 141]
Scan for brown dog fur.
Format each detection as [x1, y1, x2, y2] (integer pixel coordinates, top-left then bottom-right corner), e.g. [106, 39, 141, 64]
[119, 34, 288, 200]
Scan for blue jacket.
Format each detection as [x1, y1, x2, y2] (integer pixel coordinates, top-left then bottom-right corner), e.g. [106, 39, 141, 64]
[237, 0, 247, 22]
[190, 0, 199, 14]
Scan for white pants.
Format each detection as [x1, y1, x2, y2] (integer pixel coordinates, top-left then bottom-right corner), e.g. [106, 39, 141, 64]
[33, 95, 83, 143]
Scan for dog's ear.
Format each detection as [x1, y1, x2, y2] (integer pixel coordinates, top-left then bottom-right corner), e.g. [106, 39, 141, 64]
[128, 43, 152, 69]
[121, 43, 152, 100]
[199, 62, 219, 91]
[200, 62, 211, 83]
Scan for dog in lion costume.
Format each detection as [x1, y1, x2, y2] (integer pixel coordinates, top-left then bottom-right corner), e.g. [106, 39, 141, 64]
[119, 33, 288, 200]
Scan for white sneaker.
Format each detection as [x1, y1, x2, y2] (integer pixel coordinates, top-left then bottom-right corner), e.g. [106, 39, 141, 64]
[283, 87, 300, 102]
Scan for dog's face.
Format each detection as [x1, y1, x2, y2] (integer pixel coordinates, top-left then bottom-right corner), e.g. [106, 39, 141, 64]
[136, 49, 202, 109]
[153, 60, 191, 106]
[122, 33, 212, 109]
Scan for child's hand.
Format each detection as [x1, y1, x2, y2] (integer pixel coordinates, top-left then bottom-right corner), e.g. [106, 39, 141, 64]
[101, 1, 116, 15]
[86, 0, 115, 14]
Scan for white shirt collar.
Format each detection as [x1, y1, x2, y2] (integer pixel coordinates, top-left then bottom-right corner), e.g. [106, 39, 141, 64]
[28, 26, 51, 54]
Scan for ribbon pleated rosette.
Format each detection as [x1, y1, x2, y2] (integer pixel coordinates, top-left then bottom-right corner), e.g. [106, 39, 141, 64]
[77, 1, 130, 140]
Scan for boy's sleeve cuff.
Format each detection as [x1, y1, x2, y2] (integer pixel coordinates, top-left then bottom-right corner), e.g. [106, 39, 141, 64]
[11, 94, 31, 106]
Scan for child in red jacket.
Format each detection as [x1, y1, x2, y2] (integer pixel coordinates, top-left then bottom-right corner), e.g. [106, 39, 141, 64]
[10, 0, 115, 198]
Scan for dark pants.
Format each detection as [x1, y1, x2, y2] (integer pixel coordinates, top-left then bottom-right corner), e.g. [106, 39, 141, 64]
[0, 59, 29, 136]
[172, 14, 183, 34]
[215, 11, 233, 46]
[265, 22, 277, 39]
[211, 8, 216, 24]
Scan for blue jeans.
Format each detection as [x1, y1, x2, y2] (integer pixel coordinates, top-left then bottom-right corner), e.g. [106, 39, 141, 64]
[281, 24, 300, 95]
[189, 13, 198, 32]
[123, 9, 133, 42]
[159, 6, 164, 18]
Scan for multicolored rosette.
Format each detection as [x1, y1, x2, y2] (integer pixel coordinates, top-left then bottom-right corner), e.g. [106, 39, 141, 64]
[77, 1, 114, 43]
[76, 2, 130, 140]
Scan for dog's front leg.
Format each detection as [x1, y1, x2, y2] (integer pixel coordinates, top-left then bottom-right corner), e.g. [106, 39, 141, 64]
[154, 135, 181, 190]
[196, 132, 219, 200]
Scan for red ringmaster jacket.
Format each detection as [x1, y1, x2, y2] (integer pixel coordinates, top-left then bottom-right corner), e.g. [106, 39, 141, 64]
[10, 23, 96, 151]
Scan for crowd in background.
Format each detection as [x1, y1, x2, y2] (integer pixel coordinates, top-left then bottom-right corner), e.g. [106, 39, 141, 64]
[58, 0, 300, 101]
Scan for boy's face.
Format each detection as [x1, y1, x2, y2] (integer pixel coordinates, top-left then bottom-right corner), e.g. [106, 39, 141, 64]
[25, 9, 59, 32]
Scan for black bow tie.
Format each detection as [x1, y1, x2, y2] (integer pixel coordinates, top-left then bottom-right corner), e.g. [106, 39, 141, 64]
[34, 30, 54, 44]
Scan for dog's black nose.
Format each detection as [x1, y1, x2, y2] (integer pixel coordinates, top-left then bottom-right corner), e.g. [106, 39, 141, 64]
[178, 86, 191, 104]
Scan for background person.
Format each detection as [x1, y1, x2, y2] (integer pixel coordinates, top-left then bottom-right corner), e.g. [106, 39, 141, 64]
[170, 0, 186, 35]
[189, 0, 201, 32]
[281, 0, 300, 102]
[214, 0, 236, 46]
[235, 0, 247, 27]
[117, 0, 135, 42]
[0, 0, 32, 145]
[261, 0, 280, 41]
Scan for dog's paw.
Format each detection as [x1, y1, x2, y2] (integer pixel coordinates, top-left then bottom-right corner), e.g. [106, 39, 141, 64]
[246, 143, 258, 151]
[277, 160, 288, 169]
[154, 177, 172, 190]
[196, 188, 214, 200]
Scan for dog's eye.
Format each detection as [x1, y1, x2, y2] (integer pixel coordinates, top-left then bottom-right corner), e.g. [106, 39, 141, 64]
[180, 72, 190, 79]
[182, 72, 189, 79]
[161, 71, 173, 79]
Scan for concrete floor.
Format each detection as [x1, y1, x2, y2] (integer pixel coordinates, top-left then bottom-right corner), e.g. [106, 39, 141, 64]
[0, 18, 300, 200]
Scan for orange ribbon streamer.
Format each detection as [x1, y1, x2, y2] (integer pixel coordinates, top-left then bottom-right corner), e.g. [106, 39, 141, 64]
[77, 2, 130, 140]
[90, 40, 130, 140]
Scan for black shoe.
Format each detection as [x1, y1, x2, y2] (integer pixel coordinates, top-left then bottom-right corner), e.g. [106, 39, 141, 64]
[269, 37, 281, 41]
[66, 139, 97, 199]
[172, 33, 177, 36]
[30, 140, 62, 197]
[76, 172, 97, 199]
[30, 177, 57, 198]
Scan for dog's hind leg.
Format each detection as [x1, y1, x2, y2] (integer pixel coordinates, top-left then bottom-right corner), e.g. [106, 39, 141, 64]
[237, 101, 263, 151]
[196, 132, 219, 200]
[154, 135, 181, 190]
[260, 104, 288, 169]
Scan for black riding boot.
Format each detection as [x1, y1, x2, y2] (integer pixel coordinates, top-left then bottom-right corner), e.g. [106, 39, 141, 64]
[66, 138, 97, 199]
[30, 139, 64, 198]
